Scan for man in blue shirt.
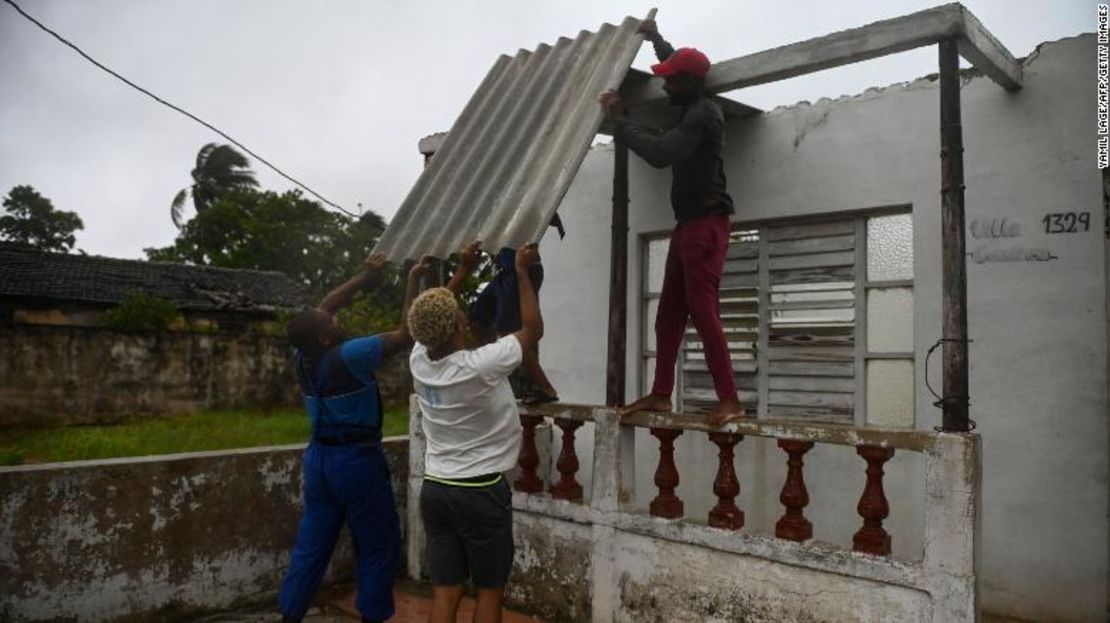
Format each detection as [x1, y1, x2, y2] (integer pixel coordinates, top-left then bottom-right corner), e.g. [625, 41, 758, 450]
[278, 252, 429, 623]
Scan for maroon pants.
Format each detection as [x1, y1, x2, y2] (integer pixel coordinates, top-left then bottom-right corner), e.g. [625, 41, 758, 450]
[652, 213, 737, 401]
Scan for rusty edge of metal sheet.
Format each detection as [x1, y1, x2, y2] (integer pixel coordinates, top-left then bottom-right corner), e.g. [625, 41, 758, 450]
[374, 10, 657, 263]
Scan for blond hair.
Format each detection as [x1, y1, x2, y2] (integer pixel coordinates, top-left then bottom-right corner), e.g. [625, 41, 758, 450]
[408, 287, 460, 349]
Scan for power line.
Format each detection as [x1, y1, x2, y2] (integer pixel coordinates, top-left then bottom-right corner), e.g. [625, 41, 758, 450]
[2, 0, 358, 218]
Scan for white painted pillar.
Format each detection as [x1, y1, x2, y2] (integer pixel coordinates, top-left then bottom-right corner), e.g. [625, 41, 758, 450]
[922, 432, 981, 623]
[588, 408, 636, 622]
[406, 395, 427, 581]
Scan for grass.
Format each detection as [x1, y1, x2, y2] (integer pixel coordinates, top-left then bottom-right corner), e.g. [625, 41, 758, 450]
[0, 407, 410, 466]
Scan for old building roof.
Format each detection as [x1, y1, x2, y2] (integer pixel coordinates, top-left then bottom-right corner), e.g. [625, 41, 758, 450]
[0, 243, 308, 313]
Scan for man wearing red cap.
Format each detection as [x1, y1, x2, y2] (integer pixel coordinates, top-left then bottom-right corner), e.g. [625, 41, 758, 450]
[600, 19, 745, 427]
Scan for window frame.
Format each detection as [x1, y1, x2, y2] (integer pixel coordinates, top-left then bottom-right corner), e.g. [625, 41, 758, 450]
[637, 204, 914, 426]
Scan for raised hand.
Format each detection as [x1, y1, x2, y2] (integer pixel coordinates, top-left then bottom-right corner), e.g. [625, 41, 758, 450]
[364, 251, 388, 272]
[637, 18, 658, 37]
[458, 241, 482, 272]
[515, 243, 539, 273]
[409, 255, 434, 281]
[446, 242, 482, 295]
[598, 90, 623, 120]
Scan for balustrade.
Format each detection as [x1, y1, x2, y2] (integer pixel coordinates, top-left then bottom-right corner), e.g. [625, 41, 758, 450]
[649, 427, 684, 519]
[509, 406, 926, 559]
[775, 439, 814, 542]
[550, 418, 584, 502]
[852, 445, 895, 556]
[707, 432, 744, 530]
[415, 392, 977, 622]
[514, 413, 545, 493]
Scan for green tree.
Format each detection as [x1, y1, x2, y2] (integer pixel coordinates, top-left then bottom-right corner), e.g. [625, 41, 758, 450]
[171, 143, 259, 227]
[147, 187, 392, 297]
[0, 185, 84, 252]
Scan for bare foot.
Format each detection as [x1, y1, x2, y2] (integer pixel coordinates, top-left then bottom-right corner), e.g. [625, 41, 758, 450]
[522, 386, 559, 406]
[707, 398, 747, 428]
[618, 393, 672, 418]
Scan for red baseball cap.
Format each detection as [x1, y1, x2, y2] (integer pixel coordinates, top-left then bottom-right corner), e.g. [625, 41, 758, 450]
[651, 47, 711, 78]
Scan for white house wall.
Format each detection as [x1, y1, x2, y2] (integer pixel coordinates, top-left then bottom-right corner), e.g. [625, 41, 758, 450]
[539, 34, 1104, 622]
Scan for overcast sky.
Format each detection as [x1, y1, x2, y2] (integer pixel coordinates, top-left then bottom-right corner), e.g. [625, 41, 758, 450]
[0, 0, 1091, 259]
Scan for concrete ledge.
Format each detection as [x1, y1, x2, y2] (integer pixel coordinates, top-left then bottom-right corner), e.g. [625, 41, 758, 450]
[513, 492, 595, 525]
[0, 436, 409, 474]
[524, 402, 937, 451]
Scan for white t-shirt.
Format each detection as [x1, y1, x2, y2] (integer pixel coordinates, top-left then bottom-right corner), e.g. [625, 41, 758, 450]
[410, 334, 523, 479]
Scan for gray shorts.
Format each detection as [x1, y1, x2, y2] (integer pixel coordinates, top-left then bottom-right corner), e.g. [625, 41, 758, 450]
[420, 475, 514, 588]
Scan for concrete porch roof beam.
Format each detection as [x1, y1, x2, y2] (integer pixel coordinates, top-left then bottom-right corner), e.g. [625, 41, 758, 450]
[956, 5, 1023, 90]
[622, 2, 1021, 109]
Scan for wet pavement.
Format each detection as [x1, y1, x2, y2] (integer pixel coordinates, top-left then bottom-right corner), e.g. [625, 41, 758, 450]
[200, 580, 542, 622]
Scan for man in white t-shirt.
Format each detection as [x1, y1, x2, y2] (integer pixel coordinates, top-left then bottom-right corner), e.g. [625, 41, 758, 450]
[407, 241, 542, 623]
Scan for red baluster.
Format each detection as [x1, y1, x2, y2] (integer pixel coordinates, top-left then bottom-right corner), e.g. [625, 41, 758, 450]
[707, 432, 744, 530]
[775, 439, 814, 542]
[514, 414, 545, 493]
[853, 445, 895, 556]
[549, 419, 584, 501]
[649, 427, 684, 519]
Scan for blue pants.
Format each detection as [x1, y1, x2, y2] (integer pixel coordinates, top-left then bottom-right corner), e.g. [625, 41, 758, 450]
[279, 443, 400, 622]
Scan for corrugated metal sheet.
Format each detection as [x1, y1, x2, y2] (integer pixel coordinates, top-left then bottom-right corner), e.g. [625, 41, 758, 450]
[374, 12, 654, 262]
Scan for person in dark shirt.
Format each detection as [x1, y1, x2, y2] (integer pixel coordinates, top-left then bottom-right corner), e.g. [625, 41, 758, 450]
[599, 19, 745, 428]
[469, 246, 558, 404]
[278, 252, 429, 623]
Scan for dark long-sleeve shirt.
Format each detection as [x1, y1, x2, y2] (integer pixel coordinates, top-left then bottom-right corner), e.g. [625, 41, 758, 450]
[613, 35, 734, 223]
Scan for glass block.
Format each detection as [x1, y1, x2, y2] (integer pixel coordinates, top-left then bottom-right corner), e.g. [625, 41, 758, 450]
[866, 359, 914, 427]
[867, 213, 913, 281]
[867, 288, 913, 353]
[645, 299, 659, 351]
[647, 238, 670, 293]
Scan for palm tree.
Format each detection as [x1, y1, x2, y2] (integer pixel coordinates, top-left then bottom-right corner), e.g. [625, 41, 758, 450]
[171, 143, 259, 227]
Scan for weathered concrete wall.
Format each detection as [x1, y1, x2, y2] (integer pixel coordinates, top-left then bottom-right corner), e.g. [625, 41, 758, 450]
[0, 439, 408, 622]
[612, 529, 929, 623]
[0, 325, 415, 427]
[508, 512, 593, 622]
[0, 325, 298, 427]
[541, 34, 1103, 621]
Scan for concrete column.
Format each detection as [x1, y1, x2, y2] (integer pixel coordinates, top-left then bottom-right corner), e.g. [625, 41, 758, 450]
[406, 395, 427, 581]
[589, 408, 635, 622]
[923, 432, 981, 622]
[590, 408, 636, 513]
